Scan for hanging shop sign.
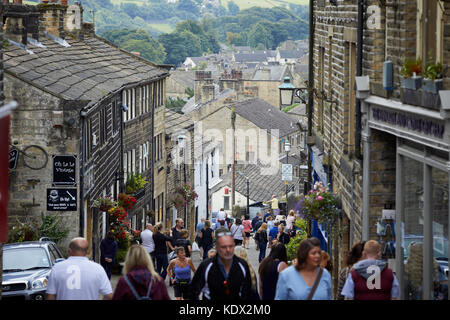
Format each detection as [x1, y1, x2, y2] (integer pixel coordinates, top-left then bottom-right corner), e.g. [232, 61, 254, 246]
[47, 188, 77, 211]
[52, 155, 77, 186]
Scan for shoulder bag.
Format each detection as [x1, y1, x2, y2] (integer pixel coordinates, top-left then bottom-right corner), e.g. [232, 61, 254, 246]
[306, 267, 324, 300]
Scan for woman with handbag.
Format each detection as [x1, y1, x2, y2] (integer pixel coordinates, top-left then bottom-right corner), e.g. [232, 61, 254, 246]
[275, 237, 332, 300]
[167, 247, 196, 300]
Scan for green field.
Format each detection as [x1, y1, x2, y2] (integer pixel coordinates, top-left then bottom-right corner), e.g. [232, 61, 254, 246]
[222, 0, 308, 10]
[150, 23, 175, 33]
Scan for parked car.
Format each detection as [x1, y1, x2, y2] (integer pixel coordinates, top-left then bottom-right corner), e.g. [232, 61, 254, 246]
[2, 238, 65, 300]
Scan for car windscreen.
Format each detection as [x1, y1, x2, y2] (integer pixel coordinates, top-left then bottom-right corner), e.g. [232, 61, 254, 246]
[404, 237, 449, 260]
[3, 247, 51, 271]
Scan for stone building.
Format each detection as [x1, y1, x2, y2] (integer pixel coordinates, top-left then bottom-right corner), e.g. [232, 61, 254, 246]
[311, 0, 449, 299]
[164, 108, 196, 237]
[3, 2, 169, 260]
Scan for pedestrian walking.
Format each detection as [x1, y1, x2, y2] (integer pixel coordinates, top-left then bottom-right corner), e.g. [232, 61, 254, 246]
[267, 216, 274, 232]
[100, 231, 118, 279]
[152, 223, 175, 280]
[112, 244, 170, 300]
[171, 218, 184, 247]
[276, 224, 290, 245]
[46, 237, 113, 300]
[286, 210, 295, 234]
[188, 232, 253, 300]
[230, 218, 245, 246]
[167, 247, 196, 300]
[336, 241, 365, 300]
[195, 218, 205, 245]
[242, 216, 252, 249]
[268, 221, 279, 248]
[275, 237, 332, 300]
[341, 240, 400, 300]
[175, 229, 192, 258]
[199, 220, 214, 260]
[141, 223, 156, 265]
[215, 219, 229, 234]
[255, 223, 268, 263]
[217, 208, 227, 222]
[258, 243, 289, 300]
[251, 212, 261, 230]
[234, 246, 260, 300]
[320, 250, 333, 273]
[263, 210, 272, 223]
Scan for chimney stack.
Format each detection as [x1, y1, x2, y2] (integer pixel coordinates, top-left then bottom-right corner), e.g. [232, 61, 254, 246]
[195, 71, 215, 104]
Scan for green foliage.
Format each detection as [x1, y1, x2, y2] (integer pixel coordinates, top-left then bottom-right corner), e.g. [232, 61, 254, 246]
[424, 61, 444, 80]
[228, 1, 240, 16]
[285, 218, 308, 261]
[185, 87, 195, 98]
[125, 173, 148, 194]
[101, 28, 166, 64]
[38, 214, 69, 244]
[8, 214, 69, 244]
[166, 97, 187, 112]
[282, 103, 300, 113]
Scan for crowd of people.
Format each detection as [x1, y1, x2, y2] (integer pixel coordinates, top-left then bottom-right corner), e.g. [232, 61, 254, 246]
[44, 206, 402, 301]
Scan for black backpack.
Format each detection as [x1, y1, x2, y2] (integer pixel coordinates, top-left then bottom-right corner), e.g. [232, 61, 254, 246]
[124, 275, 153, 300]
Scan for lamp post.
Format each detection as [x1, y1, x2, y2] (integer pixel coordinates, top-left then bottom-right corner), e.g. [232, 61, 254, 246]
[237, 171, 249, 218]
[284, 140, 291, 213]
[178, 135, 187, 227]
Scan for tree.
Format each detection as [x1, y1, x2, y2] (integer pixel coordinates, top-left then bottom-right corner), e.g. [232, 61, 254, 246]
[227, 1, 240, 16]
[177, 0, 200, 16]
[247, 22, 273, 49]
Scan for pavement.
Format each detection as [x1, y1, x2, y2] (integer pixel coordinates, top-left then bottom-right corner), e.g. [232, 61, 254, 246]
[111, 237, 264, 299]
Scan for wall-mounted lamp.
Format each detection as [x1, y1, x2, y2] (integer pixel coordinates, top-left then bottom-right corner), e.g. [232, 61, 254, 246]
[355, 76, 370, 100]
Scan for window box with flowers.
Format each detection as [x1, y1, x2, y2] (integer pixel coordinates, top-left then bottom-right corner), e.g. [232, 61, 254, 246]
[400, 58, 423, 107]
[91, 195, 117, 212]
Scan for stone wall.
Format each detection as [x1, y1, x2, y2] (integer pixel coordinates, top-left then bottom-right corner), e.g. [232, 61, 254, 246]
[5, 74, 81, 251]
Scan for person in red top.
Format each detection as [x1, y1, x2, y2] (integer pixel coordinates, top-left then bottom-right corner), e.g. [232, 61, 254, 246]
[113, 245, 171, 300]
[241, 215, 252, 249]
[341, 240, 400, 300]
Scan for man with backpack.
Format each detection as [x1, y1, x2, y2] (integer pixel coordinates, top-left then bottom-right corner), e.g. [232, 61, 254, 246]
[188, 232, 253, 300]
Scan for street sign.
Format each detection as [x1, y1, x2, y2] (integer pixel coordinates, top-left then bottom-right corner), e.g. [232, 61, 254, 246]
[9, 148, 18, 170]
[282, 163, 293, 181]
[52, 155, 77, 186]
[47, 188, 77, 211]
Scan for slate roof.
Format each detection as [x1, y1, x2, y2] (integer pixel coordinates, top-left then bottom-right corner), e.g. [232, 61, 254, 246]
[169, 70, 195, 89]
[233, 53, 268, 63]
[3, 34, 169, 106]
[279, 50, 305, 59]
[227, 98, 299, 138]
[211, 162, 285, 203]
[252, 65, 288, 81]
[165, 108, 194, 136]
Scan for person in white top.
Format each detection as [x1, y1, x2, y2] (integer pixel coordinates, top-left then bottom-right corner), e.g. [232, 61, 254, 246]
[217, 208, 227, 222]
[46, 237, 113, 300]
[140, 223, 155, 264]
[230, 218, 245, 246]
[286, 210, 296, 233]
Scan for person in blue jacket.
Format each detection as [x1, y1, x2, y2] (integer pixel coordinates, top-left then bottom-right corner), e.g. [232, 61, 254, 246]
[100, 231, 118, 279]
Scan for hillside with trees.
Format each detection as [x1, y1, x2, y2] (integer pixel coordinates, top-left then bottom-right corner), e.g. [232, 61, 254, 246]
[53, 0, 309, 67]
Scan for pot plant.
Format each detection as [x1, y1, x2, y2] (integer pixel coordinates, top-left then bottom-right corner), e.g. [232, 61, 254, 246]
[423, 61, 444, 94]
[400, 58, 422, 90]
[125, 173, 148, 194]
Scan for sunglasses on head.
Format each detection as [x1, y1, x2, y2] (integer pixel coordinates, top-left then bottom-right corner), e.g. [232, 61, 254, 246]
[216, 231, 232, 238]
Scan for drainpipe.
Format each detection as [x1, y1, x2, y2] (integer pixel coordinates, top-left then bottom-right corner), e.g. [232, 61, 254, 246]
[79, 109, 87, 237]
[307, 0, 314, 192]
[355, 0, 364, 160]
[151, 83, 156, 222]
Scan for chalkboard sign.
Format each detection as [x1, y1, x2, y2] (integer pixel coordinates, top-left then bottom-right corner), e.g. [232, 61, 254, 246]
[9, 148, 18, 170]
[52, 155, 77, 186]
[47, 188, 77, 211]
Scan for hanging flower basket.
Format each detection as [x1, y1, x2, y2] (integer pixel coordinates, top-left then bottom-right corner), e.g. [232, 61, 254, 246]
[303, 182, 340, 225]
[91, 195, 117, 212]
[171, 193, 186, 210]
[118, 193, 136, 210]
[109, 206, 128, 224]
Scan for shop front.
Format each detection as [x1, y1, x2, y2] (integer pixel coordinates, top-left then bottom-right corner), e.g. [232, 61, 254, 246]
[361, 94, 450, 300]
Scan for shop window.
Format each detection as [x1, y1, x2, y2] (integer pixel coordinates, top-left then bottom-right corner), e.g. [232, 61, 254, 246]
[403, 157, 424, 300]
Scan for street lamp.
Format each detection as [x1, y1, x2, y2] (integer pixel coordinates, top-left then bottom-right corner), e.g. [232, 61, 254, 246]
[237, 171, 249, 218]
[278, 76, 308, 110]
